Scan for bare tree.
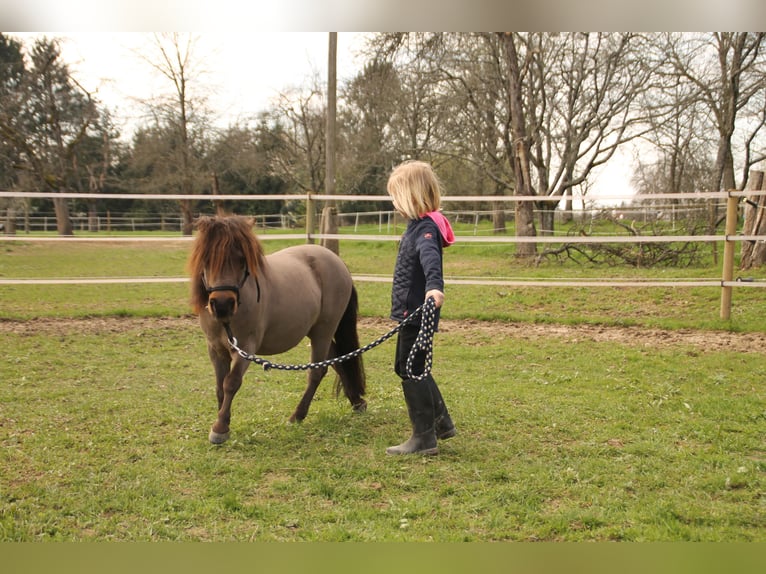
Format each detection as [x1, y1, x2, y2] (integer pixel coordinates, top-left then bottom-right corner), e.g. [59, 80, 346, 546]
[520, 33, 657, 235]
[267, 80, 326, 196]
[499, 32, 537, 257]
[366, 33, 656, 252]
[632, 72, 715, 205]
[136, 33, 212, 235]
[661, 34, 766, 193]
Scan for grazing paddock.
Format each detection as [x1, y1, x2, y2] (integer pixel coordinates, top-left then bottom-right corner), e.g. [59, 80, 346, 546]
[0, 238, 764, 541]
[1, 314, 764, 541]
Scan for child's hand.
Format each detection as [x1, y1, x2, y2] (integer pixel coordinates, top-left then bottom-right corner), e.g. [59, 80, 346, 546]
[425, 289, 444, 308]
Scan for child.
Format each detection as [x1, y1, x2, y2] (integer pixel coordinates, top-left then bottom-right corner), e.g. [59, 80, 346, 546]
[385, 160, 456, 455]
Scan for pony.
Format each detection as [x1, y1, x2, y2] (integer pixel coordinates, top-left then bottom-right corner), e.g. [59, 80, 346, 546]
[187, 215, 367, 444]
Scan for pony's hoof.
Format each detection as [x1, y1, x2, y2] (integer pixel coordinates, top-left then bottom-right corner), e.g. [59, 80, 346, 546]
[208, 429, 230, 444]
[353, 400, 367, 413]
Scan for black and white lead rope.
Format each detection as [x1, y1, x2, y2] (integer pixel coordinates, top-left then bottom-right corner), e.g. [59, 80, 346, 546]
[225, 297, 437, 381]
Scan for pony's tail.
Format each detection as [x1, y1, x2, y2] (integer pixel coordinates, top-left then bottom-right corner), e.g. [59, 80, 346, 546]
[332, 285, 367, 402]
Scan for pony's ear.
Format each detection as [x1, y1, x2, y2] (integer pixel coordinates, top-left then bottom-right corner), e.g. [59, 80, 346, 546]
[245, 216, 256, 228]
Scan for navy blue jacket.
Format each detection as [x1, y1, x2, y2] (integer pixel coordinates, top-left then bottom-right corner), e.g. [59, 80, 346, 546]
[390, 217, 444, 328]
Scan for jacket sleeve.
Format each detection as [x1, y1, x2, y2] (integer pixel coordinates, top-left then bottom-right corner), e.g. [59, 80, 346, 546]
[415, 220, 444, 293]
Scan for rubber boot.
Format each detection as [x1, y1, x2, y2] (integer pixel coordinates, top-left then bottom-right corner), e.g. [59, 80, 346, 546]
[386, 379, 438, 455]
[426, 376, 456, 440]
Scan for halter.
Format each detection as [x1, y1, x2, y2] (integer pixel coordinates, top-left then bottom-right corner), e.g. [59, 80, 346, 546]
[203, 266, 260, 304]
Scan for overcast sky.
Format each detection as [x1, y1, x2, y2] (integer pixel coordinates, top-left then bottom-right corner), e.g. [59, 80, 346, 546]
[9, 32, 369, 139]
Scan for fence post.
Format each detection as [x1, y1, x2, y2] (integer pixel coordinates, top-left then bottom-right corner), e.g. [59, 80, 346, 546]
[720, 192, 739, 320]
[305, 192, 315, 244]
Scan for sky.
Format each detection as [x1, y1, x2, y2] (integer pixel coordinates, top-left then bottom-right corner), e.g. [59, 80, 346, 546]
[9, 32, 369, 139]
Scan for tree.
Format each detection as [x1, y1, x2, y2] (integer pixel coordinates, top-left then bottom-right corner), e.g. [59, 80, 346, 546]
[204, 122, 287, 219]
[0, 34, 25, 233]
[338, 59, 400, 212]
[632, 74, 716, 205]
[362, 33, 492, 223]
[521, 33, 656, 235]
[0, 35, 99, 235]
[136, 33, 213, 235]
[266, 80, 327, 196]
[499, 33, 537, 257]
[69, 109, 121, 231]
[365, 33, 653, 255]
[740, 170, 766, 269]
[661, 34, 766, 211]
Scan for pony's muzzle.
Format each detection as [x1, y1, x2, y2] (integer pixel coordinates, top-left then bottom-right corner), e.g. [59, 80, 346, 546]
[208, 292, 237, 320]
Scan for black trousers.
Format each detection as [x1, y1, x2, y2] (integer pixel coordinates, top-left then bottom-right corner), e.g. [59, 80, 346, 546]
[394, 322, 427, 380]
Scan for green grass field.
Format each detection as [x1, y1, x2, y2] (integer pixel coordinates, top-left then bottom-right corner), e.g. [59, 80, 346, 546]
[0, 233, 764, 541]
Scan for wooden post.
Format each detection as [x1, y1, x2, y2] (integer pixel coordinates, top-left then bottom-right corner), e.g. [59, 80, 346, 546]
[720, 192, 739, 320]
[321, 32, 340, 254]
[306, 192, 315, 244]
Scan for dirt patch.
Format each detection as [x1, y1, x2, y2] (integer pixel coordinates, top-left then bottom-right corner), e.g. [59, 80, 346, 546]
[434, 318, 766, 354]
[2, 315, 765, 354]
[0, 316, 199, 336]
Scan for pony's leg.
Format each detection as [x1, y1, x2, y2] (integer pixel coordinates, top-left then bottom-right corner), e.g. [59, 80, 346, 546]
[329, 340, 367, 413]
[208, 347, 230, 411]
[289, 364, 327, 423]
[209, 356, 249, 444]
[289, 339, 330, 423]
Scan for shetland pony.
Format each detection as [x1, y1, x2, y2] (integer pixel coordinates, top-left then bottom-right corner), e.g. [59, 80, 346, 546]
[187, 215, 366, 444]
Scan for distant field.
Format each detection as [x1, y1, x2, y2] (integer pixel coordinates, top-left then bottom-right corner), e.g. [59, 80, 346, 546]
[1, 231, 765, 331]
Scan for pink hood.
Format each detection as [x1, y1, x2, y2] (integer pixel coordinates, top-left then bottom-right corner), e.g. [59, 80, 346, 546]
[425, 211, 455, 247]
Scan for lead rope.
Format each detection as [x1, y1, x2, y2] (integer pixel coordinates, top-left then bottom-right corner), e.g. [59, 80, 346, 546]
[225, 297, 437, 381]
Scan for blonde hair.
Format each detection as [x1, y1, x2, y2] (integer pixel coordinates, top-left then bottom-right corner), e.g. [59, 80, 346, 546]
[386, 160, 443, 219]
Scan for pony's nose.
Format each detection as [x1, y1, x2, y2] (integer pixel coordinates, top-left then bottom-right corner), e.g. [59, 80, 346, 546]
[208, 294, 237, 319]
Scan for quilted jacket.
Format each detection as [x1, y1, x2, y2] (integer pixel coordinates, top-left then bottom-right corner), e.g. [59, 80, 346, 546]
[390, 213, 454, 329]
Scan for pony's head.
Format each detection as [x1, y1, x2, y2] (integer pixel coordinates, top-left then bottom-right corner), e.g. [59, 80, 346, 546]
[187, 215, 265, 320]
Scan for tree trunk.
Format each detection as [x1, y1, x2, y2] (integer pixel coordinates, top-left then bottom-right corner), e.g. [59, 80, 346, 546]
[53, 195, 73, 235]
[88, 199, 98, 232]
[211, 171, 226, 216]
[180, 199, 194, 236]
[500, 33, 537, 258]
[4, 205, 16, 235]
[492, 200, 507, 234]
[740, 170, 766, 269]
[539, 206, 555, 238]
[562, 188, 573, 224]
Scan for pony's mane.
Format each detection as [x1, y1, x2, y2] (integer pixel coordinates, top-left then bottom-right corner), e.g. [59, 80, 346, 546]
[187, 216, 265, 314]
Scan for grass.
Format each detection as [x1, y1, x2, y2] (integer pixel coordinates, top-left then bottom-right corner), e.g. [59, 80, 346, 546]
[0, 232, 765, 541]
[1, 320, 764, 541]
[1, 236, 765, 331]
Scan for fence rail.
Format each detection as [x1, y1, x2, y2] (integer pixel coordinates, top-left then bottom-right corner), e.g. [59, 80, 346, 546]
[2, 190, 765, 320]
[0, 207, 730, 236]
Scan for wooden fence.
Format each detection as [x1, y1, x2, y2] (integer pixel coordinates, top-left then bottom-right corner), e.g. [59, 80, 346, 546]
[1, 189, 765, 320]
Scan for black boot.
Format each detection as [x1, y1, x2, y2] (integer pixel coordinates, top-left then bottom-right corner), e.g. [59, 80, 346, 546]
[386, 379, 438, 455]
[427, 376, 456, 440]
